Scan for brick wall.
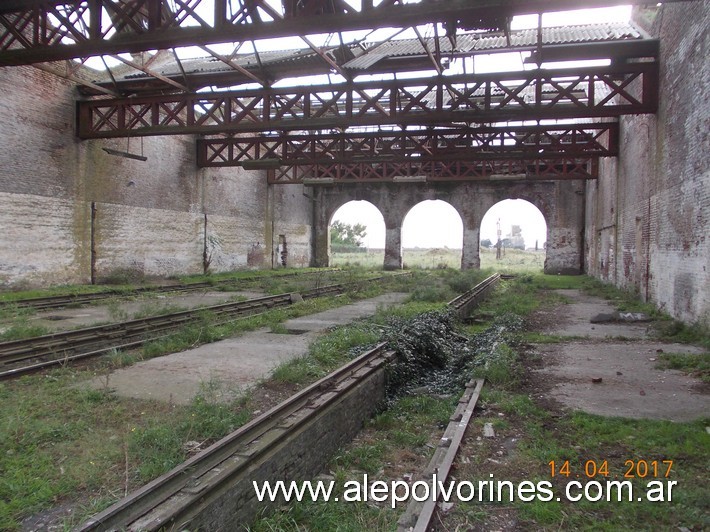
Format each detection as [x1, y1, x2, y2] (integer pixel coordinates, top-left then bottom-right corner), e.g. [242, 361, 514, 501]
[185, 365, 387, 529]
[0, 65, 312, 287]
[585, 4, 709, 325]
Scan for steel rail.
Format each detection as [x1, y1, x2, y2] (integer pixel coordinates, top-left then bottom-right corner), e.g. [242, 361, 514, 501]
[447, 273, 502, 318]
[0, 273, 408, 379]
[75, 271, 499, 529]
[0, 268, 340, 311]
[0, 286, 346, 379]
[78, 343, 396, 531]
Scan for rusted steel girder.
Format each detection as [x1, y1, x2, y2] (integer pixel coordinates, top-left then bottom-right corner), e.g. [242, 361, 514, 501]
[267, 157, 598, 184]
[77, 63, 657, 138]
[197, 123, 618, 167]
[0, 0, 688, 66]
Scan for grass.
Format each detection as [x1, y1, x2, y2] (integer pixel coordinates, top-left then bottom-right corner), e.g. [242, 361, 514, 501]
[251, 395, 457, 532]
[655, 352, 710, 383]
[2, 267, 707, 530]
[332, 247, 545, 273]
[467, 275, 569, 322]
[0, 270, 430, 530]
[255, 272, 709, 531]
[271, 323, 381, 385]
[0, 320, 50, 342]
[0, 370, 251, 530]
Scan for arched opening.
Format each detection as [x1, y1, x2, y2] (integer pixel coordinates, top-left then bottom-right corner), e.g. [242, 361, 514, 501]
[480, 199, 547, 272]
[329, 200, 385, 267]
[402, 200, 463, 269]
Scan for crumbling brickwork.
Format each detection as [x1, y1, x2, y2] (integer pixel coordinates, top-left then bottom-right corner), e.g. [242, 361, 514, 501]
[585, 4, 709, 325]
[0, 66, 312, 287]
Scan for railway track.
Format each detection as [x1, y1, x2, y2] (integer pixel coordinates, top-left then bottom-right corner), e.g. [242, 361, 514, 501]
[75, 272, 502, 530]
[0, 280, 357, 380]
[448, 273, 502, 318]
[78, 274, 500, 532]
[78, 343, 396, 531]
[0, 268, 340, 311]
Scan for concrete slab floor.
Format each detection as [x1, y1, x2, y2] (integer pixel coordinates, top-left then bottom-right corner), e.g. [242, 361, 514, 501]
[541, 289, 650, 339]
[534, 289, 709, 422]
[86, 292, 409, 405]
[23, 290, 265, 332]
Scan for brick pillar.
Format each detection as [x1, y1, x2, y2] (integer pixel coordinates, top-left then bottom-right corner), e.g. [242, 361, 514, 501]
[383, 223, 402, 270]
[461, 225, 481, 270]
[312, 188, 330, 267]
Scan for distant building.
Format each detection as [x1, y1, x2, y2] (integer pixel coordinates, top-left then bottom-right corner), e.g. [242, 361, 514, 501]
[506, 225, 525, 250]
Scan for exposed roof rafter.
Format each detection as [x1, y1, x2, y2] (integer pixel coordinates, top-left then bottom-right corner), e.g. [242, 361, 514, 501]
[0, 0, 688, 66]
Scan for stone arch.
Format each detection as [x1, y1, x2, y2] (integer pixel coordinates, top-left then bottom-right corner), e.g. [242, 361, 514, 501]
[328, 200, 385, 265]
[401, 199, 464, 269]
[479, 199, 548, 270]
[312, 181, 583, 273]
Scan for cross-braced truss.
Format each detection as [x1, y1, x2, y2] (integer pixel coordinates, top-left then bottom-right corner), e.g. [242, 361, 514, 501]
[0, 0, 680, 182]
[267, 157, 598, 183]
[197, 123, 618, 167]
[77, 63, 656, 138]
[0, 0, 684, 66]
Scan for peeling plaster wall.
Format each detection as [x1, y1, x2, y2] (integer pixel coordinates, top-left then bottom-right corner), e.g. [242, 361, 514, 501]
[585, 4, 709, 325]
[0, 66, 312, 288]
[314, 180, 585, 274]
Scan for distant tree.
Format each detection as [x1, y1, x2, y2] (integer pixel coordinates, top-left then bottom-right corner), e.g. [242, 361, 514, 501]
[330, 221, 367, 248]
[480, 238, 492, 248]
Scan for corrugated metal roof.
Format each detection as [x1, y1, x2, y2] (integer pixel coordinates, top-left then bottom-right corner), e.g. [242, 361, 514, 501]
[123, 49, 316, 79]
[343, 22, 642, 69]
[120, 22, 643, 80]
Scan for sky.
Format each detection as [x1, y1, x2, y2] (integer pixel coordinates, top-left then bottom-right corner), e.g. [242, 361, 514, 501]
[331, 5, 633, 249]
[332, 198, 547, 250]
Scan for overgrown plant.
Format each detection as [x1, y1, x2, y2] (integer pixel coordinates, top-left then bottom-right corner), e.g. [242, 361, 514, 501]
[382, 310, 523, 398]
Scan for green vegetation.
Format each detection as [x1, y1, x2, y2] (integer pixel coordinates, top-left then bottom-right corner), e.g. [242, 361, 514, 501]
[1, 267, 707, 531]
[0, 372, 251, 530]
[656, 351, 710, 383]
[0, 270, 427, 530]
[0, 320, 49, 342]
[257, 273, 708, 530]
[332, 247, 545, 272]
[454, 389, 710, 531]
[330, 221, 368, 253]
[252, 395, 456, 532]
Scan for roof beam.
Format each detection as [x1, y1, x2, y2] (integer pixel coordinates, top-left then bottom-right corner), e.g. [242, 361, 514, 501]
[196, 123, 619, 167]
[77, 33, 656, 97]
[267, 157, 599, 184]
[76, 62, 657, 139]
[0, 0, 692, 66]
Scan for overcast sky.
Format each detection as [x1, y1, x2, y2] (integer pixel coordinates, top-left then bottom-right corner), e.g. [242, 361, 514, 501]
[332, 5, 632, 249]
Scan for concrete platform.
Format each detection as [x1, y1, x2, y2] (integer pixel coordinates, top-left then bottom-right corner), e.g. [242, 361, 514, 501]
[534, 289, 709, 422]
[86, 292, 408, 404]
[541, 289, 650, 339]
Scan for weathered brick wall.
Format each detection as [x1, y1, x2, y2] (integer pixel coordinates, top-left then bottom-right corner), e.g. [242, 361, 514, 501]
[0, 65, 312, 287]
[93, 203, 204, 280]
[0, 192, 90, 286]
[585, 4, 709, 325]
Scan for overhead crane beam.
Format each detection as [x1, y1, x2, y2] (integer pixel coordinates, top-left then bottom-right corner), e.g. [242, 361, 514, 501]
[0, 0, 691, 66]
[197, 123, 619, 167]
[77, 62, 657, 139]
[266, 157, 599, 184]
